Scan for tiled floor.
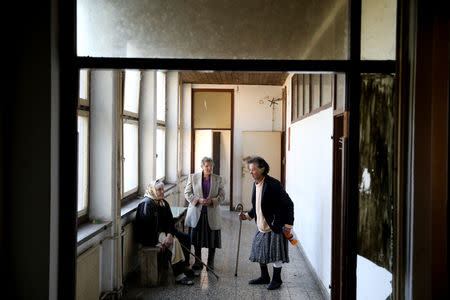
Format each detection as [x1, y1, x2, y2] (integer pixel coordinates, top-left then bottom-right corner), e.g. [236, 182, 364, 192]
[122, 206, 327, 300]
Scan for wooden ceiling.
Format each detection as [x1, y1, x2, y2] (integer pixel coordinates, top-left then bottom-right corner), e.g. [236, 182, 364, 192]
[179, 72, 288, 86]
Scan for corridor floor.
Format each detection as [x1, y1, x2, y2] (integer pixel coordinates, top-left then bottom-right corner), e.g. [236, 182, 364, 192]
[121, 206, 327, 300]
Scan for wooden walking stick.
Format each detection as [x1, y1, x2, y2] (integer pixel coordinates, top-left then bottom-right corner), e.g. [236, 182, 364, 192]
[234, 203, 244, 276]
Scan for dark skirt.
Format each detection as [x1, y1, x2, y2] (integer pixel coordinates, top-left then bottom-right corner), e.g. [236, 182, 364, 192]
[249, 230, 289, 264]
[189, 211, 221, 249]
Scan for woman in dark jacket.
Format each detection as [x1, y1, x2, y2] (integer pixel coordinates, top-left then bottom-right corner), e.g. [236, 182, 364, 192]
[239, 156, 294, 290]
[135, 180, 195, 285]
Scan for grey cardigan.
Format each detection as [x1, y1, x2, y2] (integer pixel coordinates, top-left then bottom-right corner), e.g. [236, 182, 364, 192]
[184, 173, 225, 230]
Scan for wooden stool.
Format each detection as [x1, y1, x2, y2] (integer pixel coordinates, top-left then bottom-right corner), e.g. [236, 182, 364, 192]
[139, 247, 168, 287]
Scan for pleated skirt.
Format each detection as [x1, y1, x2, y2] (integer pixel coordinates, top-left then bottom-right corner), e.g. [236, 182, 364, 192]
[189, 211, 221, 249]
[249, 229, 289, 264]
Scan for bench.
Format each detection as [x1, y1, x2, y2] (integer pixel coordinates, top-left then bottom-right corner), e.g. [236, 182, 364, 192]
[139, 246, 169, 287]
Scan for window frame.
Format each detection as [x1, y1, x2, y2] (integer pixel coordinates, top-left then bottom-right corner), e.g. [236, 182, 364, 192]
[122, 69, 141, 119]
[291, 73, 334, 124]
[77, 70, 90, 225]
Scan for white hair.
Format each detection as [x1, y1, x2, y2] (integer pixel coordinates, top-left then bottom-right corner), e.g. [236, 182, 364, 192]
[201, 156, 214, 167]
[154, 179, 164, 190]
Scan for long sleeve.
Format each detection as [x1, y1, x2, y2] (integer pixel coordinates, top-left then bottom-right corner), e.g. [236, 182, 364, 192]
[184, 174, 196, 203]
[274, 183, 294, 227]
[211, 176, 225, 207]
[247, 184, 256, 219]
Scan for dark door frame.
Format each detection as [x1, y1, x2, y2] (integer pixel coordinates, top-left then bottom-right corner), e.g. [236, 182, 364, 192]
[331, 113, 344, 299]
[190, 88, 234, 210]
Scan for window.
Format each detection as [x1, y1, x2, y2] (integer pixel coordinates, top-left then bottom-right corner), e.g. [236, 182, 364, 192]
[291, 73, 336, 123]
[121, 70, 141, 199]
[156, 71, 166, 180]
[77, 69, 90, 219]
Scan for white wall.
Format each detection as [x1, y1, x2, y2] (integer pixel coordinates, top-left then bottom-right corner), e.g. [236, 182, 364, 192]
[166, 71, 179, 183]
[285, 75, 333, 293]
[218, 130, 231, 204]
[90, 70, 118, 221]
[181, 83, 192, 176]
[184, 84, 283, 207]
[139, 70, 156, 194]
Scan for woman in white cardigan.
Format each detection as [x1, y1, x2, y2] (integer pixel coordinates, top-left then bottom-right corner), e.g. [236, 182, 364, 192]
[184, 157, 225, 272]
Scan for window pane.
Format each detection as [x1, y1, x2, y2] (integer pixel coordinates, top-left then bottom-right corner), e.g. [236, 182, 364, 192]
[79, 69, 89, 100]
[298, 75, 304, 116]
[156, 128, 166, 180]
[357, 74, 396, 299]
[124, 70, 140, 114]
[336, 74, 345, 110]
[321, 74, 332, 106]
[157, 72, 166, 122]
[77, 115, 89, 213]
[311, 74, 321, 110]
[304, 75, 310, 114]
[193, 91, 232, 129]
[361, 0, 397, 60]
[291, 75, 298, 121]
[77, 0, 348, 60]
[123, 122, 138, 194]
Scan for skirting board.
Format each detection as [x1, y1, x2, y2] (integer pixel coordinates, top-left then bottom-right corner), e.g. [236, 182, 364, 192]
[294, 232, 331, 300]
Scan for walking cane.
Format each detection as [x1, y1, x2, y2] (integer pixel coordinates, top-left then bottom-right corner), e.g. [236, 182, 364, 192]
[234, 203, 244, 276]
[179, 243, 220, 280]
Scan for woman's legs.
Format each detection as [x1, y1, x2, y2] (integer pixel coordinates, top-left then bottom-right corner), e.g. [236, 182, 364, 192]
[174, 230, 191, 268]
[207, 248, 215, 270]
[267, 261, 283, 290]
[249, 263, 271, 284]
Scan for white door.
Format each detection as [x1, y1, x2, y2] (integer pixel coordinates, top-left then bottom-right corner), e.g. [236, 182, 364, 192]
[241, 131, 281, 211]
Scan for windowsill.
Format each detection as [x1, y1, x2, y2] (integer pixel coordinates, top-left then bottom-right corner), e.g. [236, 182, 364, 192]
[165, 182, 176, 192]
[77, 221, 112, 246]
[121, 197, 143, 218]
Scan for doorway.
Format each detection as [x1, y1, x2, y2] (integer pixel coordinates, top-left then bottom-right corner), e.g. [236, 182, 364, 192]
[191, 89, 234, 208]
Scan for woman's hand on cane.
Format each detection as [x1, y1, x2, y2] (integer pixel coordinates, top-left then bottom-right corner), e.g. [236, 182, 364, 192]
[238, 212, 247, 221]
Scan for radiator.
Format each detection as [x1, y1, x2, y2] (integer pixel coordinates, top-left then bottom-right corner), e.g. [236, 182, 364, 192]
[122, 223, 139, 277]
[76, 244, 100, 300]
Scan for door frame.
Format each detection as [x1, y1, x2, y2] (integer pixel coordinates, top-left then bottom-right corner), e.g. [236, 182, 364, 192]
[190, 88, 235, 210]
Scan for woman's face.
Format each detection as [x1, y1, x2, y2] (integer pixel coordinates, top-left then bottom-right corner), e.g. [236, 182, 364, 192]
[249, 163, 264, 181]
[201, 161, 213, 176]
[156, 186, 164, 199]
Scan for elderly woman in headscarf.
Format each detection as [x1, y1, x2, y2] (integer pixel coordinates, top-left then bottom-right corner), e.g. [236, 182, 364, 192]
[135, 180, 195, 285]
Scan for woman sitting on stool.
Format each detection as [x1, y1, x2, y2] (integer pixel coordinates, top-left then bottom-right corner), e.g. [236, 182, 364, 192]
[135, 180, 195, 285]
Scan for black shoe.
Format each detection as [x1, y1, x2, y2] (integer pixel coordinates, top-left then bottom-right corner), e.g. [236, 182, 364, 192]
[267, 267, 282, 290]
[249, 264, 270, 284]
[249, 276, 271, 284]
[176, 276, 194, 286]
